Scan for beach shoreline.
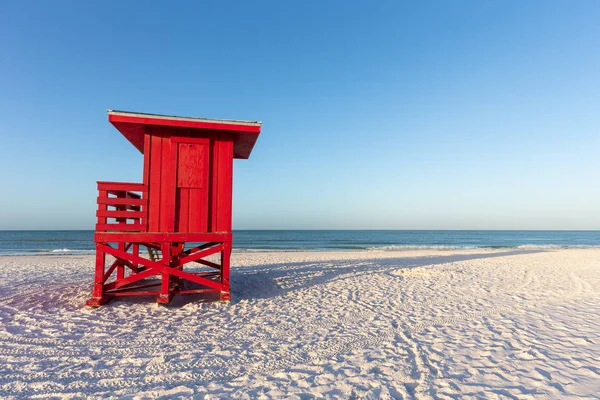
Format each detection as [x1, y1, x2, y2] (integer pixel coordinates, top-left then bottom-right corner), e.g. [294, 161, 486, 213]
[1, 248, 599, 398]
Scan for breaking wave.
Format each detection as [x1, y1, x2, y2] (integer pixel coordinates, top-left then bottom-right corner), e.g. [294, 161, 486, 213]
[370, 244, 600, 251]
[49, 249, 95, 254]
[0, 249, 97, 256]
[370, 245, 476, 251]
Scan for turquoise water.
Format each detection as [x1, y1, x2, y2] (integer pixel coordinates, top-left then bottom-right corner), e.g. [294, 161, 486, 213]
[0, 230, 599, 255]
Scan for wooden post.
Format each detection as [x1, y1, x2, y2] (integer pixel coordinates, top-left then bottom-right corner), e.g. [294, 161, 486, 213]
[220, 241, 232, 301]
[86, 243, 111, 306]
[158, 242, 172, 304]
[132, 243, 139, 270]
[117, 242, 126, 280]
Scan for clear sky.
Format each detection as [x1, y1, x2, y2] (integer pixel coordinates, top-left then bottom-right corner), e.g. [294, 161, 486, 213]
[0, 1, 599, 230]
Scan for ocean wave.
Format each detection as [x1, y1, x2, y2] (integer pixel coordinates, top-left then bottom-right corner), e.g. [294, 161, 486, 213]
[369, 245, 477, 251]
[32, 249, 95, 255]
[515, 244, 598, 250]
[51, 249, 95, 254]
[370, 244, 600, 251]
[3, 244, 600, 257]
[232, 248, 311, 253]
[328, 245, 370, 250]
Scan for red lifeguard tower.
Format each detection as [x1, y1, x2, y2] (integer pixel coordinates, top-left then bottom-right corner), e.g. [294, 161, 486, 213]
[86, 110, 261, 306]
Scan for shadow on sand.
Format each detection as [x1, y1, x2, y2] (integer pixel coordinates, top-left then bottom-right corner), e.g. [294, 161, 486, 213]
[230, 249, 547, 302]
[95, 249, 547, 307]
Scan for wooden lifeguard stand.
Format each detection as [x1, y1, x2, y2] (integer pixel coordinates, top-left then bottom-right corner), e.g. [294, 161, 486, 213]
[86, 110, 261, 306]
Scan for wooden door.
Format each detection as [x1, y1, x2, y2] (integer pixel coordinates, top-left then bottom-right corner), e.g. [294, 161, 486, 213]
[173, 137, 210, 232]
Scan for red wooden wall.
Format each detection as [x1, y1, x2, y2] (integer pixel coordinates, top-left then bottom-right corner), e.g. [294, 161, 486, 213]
[142, 126, 234, 234]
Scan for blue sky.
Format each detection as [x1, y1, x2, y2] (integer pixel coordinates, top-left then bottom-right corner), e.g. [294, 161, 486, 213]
[0, 1, 599, 230]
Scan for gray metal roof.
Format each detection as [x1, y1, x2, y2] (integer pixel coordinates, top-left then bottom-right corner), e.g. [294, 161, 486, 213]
[107, 109, 262, 127]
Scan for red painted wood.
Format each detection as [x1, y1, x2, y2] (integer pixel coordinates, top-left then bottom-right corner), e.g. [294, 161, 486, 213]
[142, 133, 151, 232]
[117, 242, 126, 280]
[148, 131, 162, 232]
[98, 182, 147, 191]
[165, 137, 177, 233]
[176, 141, 209, 188]
[142, 133, 151, 186]
[109, 113, 261, 133]
[96, 210, 144, 219]
[103, 262, 118, 283]
[90, 109, 260, 306]
[97, 198, 146, 206]
[177, 187, 190, 232]
[214, 138, 234, 232]
[182, 242, 218, 255]
[110, 190, 141, 199]
[132, 244, 139, 272]
[97, 190, 108, 226]
[178, 243, 224, 265]
[209, 139, 218, 232]
[104, 266, 159, 292]
[102, 242, 134, 282]
[221, 139, 234, 231]
[216, 139, 226, 232]
[195, 259, 221, 269]
[172, 137, 210, 233]
[159, 242, 171, 302]
[106, 282, 160, 293]
[94, 232, 232, 242]
[189, 271, 221, 277]
[95, 223, 146, 232]
[92, 244, 105, 298]
[221, 241, 231, 293]
[157, 132, 173, 232]
[189, 188, 209, 232]
[99, 244, 223, 291]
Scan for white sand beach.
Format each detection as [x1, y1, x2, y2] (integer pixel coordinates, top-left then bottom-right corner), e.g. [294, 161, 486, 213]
[1, 249, 599, 399]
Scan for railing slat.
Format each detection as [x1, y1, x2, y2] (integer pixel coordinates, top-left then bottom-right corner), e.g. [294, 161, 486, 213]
[107, 190, 142, 199]
[97, 197, 146, 206]
[97, 189, 108, 226]
[96, 210, 144, 219]
[95, 223, 146, 232]
[96, 181, 148, 233]
[97, 182, 147, 192]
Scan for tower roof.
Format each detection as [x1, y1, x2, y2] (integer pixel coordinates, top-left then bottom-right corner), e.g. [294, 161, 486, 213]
[107, 110, 262, 159]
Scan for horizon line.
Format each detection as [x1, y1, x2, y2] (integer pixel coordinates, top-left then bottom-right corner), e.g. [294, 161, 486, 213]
[1, 229, 599, 232]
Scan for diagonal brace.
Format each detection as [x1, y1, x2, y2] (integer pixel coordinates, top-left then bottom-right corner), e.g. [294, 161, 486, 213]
[98, 244, 223, 291]
[183, 242, 218, 256]
[178, 243, 224, 266]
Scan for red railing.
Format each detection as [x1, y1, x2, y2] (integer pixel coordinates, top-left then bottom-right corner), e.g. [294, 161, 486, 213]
[95, 181, 148, 232]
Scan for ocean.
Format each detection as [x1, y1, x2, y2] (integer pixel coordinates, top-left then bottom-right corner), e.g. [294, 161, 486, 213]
[0, 230, 599, 256]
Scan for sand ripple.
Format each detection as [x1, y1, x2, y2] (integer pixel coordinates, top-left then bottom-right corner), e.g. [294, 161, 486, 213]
[0, 249, 599, 398]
